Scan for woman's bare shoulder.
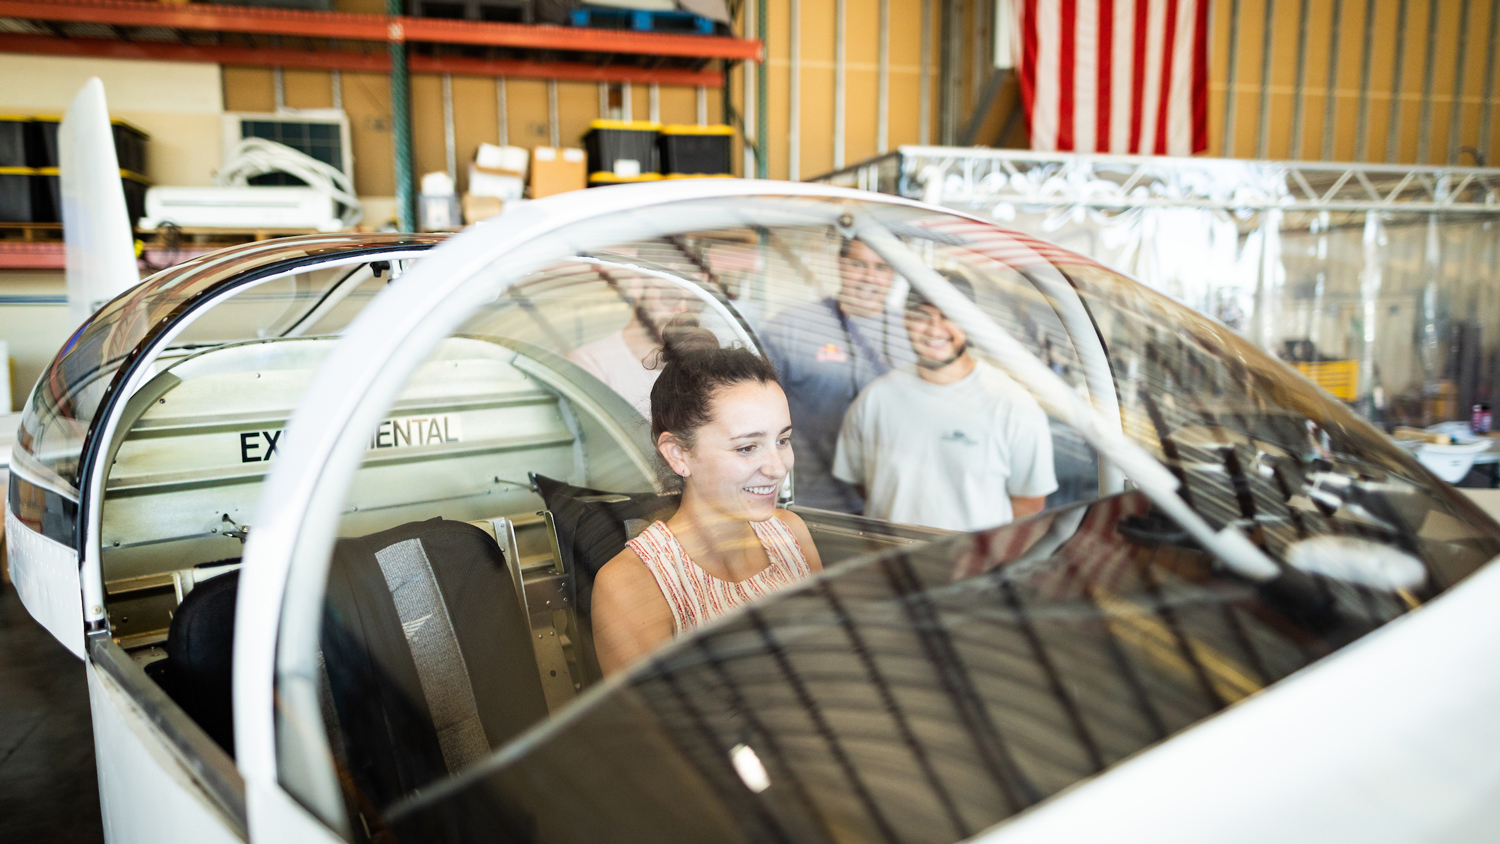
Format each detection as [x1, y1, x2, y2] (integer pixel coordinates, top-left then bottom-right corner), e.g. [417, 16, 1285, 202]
[593, 544, 675, 676]
[773, 509, 823, 572]
[774, 507, 804, 526]
[596, 545, 655, 593]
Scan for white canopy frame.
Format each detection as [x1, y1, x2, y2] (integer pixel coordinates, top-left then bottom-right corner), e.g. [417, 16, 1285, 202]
[232, 180, 1281, 837]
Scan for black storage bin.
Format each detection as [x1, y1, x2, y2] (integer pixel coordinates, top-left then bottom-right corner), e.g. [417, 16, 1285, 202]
[27, 119, 149, 174]
[21, 168, 148, 225]
[0, 117, 27, 168]
[26, 117, 59, 168]
[583, 120, 660, 179]
[0, 167, 36, 222]
[121, 170, 149, 226]
[112, 121, 150, 176]
[32, 168, 59, 223]
[410, 0, 532, 23]
[658, 124, 734, 176]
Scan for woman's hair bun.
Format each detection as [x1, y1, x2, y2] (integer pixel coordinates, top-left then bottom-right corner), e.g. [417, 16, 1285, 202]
[654, 315, 721, 368]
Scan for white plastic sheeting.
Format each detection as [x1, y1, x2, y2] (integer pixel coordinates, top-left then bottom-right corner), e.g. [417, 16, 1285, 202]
[818, 148, 1500, 428]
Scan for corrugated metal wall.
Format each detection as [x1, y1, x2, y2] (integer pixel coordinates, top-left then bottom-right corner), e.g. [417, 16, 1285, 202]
[1211, 0, 1500, 164]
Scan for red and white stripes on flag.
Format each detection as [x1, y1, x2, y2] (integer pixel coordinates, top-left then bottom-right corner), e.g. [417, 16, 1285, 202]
[1010, 0, 1210, 156]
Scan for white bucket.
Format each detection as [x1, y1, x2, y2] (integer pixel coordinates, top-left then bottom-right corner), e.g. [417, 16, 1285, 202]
[1415, 440, 1492, 483]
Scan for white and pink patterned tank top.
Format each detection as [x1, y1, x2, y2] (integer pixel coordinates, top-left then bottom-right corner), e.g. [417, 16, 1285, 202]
[626, 517, 813, 635]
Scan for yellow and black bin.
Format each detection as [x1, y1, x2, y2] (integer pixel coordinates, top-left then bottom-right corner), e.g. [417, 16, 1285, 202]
[583, 120, 661, 185]
[658, 124, 734, 178]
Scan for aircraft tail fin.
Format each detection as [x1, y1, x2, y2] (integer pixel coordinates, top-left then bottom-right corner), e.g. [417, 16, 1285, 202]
[60, 78, 139, 328]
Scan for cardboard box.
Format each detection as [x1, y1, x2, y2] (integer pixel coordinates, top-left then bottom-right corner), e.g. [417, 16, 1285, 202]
[468, 164, 525, 201]
[529, 146, 587, 198]
[462, 193, 504, 224]
[474, 143, 529, 178]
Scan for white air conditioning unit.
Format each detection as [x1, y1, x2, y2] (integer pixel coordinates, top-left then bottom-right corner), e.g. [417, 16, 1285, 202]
[138, 186, 343, 232]
[223, 110, 353, 183]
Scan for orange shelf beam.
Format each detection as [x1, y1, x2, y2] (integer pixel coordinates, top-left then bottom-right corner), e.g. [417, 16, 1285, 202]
[0, 33, 724, 85]
[0, 0, 762, 61]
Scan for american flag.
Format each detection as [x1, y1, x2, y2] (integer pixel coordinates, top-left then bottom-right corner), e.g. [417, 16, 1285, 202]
[1006, 0, 1211, 156]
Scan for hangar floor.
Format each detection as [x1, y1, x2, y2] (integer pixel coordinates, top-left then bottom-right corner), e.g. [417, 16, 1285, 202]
[0, 586, 103, 843]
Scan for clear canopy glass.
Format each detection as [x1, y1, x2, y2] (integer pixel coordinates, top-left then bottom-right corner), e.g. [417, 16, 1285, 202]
[243, 191, 1499, 843]
[14, 235, 440, 497]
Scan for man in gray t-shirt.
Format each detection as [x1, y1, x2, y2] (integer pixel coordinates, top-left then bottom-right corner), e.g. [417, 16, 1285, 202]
[761, 240, 914, 513]
[833, 272, 1056, 532]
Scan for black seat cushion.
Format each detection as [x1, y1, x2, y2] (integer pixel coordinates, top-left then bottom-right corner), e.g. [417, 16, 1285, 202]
[321, 517, 548, 811]
[155, 568, 241, 756]
[531, 473, 679, 590]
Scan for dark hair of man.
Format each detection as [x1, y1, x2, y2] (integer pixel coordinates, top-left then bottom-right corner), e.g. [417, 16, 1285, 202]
[648, 315, 780, 452]
[906, 269, 977, 313]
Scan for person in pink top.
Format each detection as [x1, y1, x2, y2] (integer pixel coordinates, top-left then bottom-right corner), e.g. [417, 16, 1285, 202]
[592, 324, 824, 677]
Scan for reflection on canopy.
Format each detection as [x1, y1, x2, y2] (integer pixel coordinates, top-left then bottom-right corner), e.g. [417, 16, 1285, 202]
[386, 489, 1432, 843]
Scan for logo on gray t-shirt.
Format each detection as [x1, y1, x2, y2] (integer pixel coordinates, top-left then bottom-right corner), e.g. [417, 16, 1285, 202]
[940, 429, 979, 446]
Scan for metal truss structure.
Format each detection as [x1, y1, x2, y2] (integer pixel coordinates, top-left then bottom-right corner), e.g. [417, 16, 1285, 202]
[813, 147, 1500, 216]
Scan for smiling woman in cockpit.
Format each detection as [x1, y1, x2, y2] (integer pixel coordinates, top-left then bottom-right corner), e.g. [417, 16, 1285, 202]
[591, 321, 823, 676]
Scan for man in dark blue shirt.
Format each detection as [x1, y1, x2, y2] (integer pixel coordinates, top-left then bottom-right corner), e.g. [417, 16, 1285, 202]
[760, 239, 914, 512]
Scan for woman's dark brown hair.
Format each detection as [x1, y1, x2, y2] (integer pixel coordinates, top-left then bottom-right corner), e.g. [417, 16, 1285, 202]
[649, 316, 779, 451]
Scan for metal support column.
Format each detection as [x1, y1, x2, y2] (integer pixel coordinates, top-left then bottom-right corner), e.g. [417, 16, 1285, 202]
[1447, 0, 1473, 164]
[1290, 0, 1310, 159]
[497, 77, 508, 146]
[650, 83, 661, 123]
[834, 0, 846, 169]
[273, 65, 285, 111]
[1385, 0, 1410, 163]
[1223, 0, 1242, 157]
[1355, 0, 1375, 161]
[548, 80, 560, 147]
[1415, 0, 1440, 164]
[697, 86, 708, 125]
[1356, 211, 1384, 418]
[939, 0, 962, 144]
[1320, 0, 1342, 161]
[331, 69, 343, 111]
[756, 0, 769, 178]
[623, 82, 633, 121]
[743, 0, 756, 177]
[878, 0, 890, 153]
[387, 6, 415, 232]
[1255, 0, 1276, 159]
[789, 0, 801, 179]
[442, 73, 457, 183]
[919, 0, 931, 145]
